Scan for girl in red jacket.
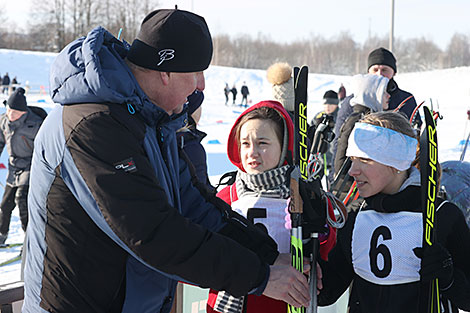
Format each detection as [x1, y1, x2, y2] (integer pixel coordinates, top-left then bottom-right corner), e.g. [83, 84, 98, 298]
[207, 100, 336, 313]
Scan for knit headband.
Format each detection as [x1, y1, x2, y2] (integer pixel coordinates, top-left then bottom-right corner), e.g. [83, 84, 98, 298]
[346, 122, 418, 171]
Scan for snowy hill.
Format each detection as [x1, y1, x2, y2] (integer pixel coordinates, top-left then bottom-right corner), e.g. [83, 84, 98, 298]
[0, 48, 470, 312]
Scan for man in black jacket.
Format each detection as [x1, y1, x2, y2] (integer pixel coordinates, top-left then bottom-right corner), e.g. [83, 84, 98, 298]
[335, 48, 421, 141]
[367, 47, 421, 127]
[332, 47, 421, 178]
[0, 88, 43, 244]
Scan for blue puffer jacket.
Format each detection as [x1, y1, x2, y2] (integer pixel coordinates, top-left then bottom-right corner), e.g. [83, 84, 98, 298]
[23, 27, 271, 313]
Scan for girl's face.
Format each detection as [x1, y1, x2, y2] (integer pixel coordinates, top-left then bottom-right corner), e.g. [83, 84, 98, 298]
[348, 157, 403, 198]
[239, 118, 282, 174]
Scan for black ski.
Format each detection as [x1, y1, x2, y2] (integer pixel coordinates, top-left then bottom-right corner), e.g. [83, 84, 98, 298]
[419, 106, 441, 313]
[289, 65, 308, 313]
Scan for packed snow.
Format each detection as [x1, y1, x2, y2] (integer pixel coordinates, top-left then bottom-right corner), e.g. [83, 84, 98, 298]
[1, 48, 469, 312]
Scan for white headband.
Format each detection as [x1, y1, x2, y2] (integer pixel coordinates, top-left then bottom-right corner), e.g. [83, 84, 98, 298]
[346, 122, 418, 171]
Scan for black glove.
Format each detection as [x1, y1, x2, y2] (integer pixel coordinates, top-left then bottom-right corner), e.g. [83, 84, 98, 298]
[299, 180, 328, 234]
[413, 243, 454, 289]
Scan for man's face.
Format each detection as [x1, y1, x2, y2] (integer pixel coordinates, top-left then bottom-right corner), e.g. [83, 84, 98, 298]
[156, 71, 205, 116]
[324, 103, 338, 115]
[368, 64, 395, 79]
[6, 107, 26, 122]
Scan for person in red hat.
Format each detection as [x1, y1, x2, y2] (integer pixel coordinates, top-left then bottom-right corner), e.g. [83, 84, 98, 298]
[207, 100, 336, 313]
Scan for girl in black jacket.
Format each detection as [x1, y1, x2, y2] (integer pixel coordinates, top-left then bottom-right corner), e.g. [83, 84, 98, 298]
[318, 111, 470, 313]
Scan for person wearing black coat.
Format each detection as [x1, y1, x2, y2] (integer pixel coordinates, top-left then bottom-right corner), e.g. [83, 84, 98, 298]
[332, 47, 422, 177]
[2, 73, 10, 94]
[319, 111, 470, 313]
[0, 88, 43, 244]
[231, 85, 237, 105]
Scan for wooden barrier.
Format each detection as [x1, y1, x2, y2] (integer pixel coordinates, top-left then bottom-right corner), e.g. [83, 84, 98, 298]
[0, 282, 23, 313]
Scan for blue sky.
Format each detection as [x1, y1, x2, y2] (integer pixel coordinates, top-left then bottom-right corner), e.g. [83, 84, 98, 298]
[4, 0, 470, 50]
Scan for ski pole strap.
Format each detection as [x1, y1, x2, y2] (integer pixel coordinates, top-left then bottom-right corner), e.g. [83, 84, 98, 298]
[323, 191, 347, 229]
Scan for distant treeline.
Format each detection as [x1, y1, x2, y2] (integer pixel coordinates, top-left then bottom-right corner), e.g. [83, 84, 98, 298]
[1, 0, 469, 75]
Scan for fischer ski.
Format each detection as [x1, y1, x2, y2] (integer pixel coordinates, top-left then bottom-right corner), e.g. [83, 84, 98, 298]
[419, 106, 441, 313]
[0, 254, 21, 267]
[0, 243, 23, 249]
[289, 65, 308, 313]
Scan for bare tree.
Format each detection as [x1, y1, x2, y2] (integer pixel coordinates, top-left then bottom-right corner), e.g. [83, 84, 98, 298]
[3, 4, 470, 73]
[446, 33, 470, 68]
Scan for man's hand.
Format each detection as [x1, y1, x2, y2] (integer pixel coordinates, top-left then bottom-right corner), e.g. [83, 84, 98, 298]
[274, 253, 311, 275]
[263, 265, 310, 308]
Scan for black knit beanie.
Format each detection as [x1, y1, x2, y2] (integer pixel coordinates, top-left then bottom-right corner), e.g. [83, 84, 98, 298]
[127, 9, 213, 73]
[323, 90, 339, 105]
[368, 47, 397, 73]
[6, 87, 28, 111]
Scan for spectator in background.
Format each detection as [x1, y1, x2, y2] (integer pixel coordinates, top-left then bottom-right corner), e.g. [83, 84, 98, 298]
[224, 83, 231, 105]
[241, 81, 250, 107]
[2, 73, 10, 94]
[335, 48, 421, 137]
[309, 90, 340, 184]
[231, 84, 238, 105]
[367, 48, 421, 127]
[0, 88, 44, 244]
[11, 77, 18, 92]
[332, 47, 422, 176]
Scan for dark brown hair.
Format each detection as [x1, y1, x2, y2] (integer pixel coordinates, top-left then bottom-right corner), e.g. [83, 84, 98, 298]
[234, 106, 284, 148]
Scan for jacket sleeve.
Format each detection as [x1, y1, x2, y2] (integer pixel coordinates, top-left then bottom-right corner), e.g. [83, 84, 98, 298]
[318, 211, 356, 306]
[65, 111, 268, 297]
[438, 202, 470, 310]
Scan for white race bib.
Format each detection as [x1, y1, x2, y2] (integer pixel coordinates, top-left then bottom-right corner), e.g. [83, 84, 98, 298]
[232, 196, 290, 253]
[352, 210, 422, 285]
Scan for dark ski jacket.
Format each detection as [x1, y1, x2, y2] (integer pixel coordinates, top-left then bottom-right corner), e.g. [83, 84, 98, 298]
[319, 168, 470, 312]
[177, 125, 215, 192]
[2, 74, 10, 86]
[387, 86, 422, 127]
[241, 85, 249, 96]
[333, 83, 421, 142]
[23, 27, 277, 313]
[0, 109, 43, 186]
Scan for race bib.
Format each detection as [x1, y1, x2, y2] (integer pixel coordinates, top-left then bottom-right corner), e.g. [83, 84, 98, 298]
[232, 196, 290, 253]
[352, 210, 422, 285]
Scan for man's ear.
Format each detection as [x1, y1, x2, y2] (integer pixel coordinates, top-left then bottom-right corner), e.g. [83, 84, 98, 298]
[160, 72, 171, 86]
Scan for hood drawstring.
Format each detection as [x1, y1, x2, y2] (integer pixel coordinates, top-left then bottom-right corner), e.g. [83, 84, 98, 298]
[127, 103, 136, 114]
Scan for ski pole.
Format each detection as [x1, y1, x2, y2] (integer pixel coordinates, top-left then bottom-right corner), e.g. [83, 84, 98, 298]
[460, 132, 470, 161]
[393, 95, 414, 113]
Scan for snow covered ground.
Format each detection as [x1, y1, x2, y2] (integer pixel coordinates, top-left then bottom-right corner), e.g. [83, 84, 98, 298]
[1, 48, 470, 312]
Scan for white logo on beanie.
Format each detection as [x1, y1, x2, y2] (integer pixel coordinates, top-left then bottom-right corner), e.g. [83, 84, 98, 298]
[157, 49, 175, 66]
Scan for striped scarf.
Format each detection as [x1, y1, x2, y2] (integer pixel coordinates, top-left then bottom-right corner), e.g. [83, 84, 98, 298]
[213, 166, 290, 313]
[235, 165, 291, 200]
